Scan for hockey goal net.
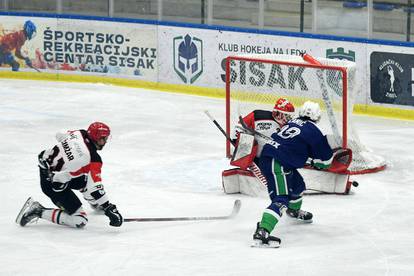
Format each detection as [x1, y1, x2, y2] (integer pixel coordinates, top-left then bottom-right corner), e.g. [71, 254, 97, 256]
[225, 54, 386, 174]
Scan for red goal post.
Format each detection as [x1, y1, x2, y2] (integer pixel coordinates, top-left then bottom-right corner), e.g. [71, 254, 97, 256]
[225, 53, 386, 175]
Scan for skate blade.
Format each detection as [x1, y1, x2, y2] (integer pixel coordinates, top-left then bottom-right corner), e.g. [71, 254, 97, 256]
[287, 216, 313, 224]
[15, 197, 33, 225]
[251, 240, 280, 249]
[291, 218, 313, 224]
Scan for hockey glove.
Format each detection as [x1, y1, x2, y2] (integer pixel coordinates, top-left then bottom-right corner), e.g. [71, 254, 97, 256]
[327, 148, 352, 173]
[38, 151, 50, 170]
[104, 203, 123, 227]
[304, 158, 321, 171]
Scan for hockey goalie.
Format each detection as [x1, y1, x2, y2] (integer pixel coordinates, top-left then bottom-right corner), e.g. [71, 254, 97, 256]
[222, 99, 355, 198]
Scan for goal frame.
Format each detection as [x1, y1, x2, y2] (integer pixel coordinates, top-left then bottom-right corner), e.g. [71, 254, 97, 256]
[225, 55, 349, 158]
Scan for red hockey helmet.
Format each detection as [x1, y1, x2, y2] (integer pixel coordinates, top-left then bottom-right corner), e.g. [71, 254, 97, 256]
[272, 98, 295, 126]
[87, 122, 111, 143]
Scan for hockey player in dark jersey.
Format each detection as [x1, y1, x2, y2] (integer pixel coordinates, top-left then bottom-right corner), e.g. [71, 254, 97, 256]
[252, 101, 334, 248]
[16, 122, 123, 228]
[0, 20, 36, 71]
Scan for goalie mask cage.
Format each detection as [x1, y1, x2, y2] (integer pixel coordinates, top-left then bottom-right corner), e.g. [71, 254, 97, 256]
[225, 54, 386, 175]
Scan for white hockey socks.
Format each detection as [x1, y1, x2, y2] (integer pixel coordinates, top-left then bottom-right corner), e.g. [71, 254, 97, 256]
[41, 207, 88, 228]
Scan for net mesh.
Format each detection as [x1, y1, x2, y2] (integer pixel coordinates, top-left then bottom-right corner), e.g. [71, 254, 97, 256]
[226, 54, 385, 174]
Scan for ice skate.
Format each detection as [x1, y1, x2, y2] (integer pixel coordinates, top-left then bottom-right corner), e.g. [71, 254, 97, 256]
[15, 197, 45, 227]
[251, 222, 281, 248]
[286, 208, 313, 223]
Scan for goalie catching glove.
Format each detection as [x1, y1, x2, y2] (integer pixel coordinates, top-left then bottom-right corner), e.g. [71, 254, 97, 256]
[307, 148, 352, 174]
[327, 148, 352, 174]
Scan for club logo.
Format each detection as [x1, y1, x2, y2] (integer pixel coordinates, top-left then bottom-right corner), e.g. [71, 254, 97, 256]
[371, 54, 404, 104]
[326, 47, 355, 61]
[173, 34, 203, 84]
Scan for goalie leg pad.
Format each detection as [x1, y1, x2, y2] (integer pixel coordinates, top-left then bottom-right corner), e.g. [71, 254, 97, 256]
[222, 168, 267, 197]
[300, 169, 351, 194]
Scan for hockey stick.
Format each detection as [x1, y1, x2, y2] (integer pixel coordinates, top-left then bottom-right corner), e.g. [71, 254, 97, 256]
[204, 110, 233, 143]
[204, 110, 268, 186]
[29, 65, 41, 72]
[25, 61, 41, 72]
[238, 116, 276, 144]
[124, 199, 241, 222]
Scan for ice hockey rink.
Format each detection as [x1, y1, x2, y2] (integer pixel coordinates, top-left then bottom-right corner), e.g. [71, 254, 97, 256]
[1, 78, 414, 276]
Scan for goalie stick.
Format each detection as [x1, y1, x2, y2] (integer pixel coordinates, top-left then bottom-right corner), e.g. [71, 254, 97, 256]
[124, 199, 241, 222]
[204, 110, 233, 143]
[204, 110, 268, 186]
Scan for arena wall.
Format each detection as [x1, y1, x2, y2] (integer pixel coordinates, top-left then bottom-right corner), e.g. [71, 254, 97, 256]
[1, 12, 413, 120]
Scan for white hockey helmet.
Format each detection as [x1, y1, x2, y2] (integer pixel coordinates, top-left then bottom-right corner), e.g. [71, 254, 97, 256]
[298, 101, 321, 123]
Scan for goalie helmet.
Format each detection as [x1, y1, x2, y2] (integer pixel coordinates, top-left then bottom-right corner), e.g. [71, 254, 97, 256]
[272, 98, 295, 126]
[87, 122, 111, 143]
[299, 101, 321, 123]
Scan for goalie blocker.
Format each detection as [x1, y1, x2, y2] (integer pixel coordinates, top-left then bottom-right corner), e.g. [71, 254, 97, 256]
[230, 133, 257, 170]
[223, 147, 358, 195]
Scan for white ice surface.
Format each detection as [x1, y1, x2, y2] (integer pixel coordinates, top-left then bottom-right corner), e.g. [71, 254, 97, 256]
[1, 79, 414, 276]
